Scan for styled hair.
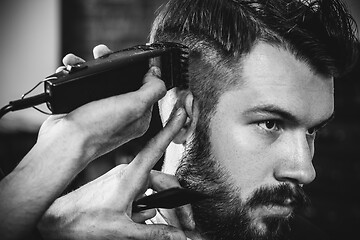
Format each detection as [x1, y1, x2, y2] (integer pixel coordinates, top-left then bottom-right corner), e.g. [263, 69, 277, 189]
[150, 0, 358, 120]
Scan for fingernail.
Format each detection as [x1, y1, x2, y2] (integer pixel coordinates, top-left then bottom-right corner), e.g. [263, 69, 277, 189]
[150, 66, 161, 78]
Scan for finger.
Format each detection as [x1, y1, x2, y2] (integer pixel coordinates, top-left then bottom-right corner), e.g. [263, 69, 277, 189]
[120, 107, 186, 200]
[157, 208, 181, 228]
[148, 171, 195, 230]
[62, 53, 85, 66]
[174, 205, 195, 231]
[93, 44, 112, 59]
[126, 107, 186, 183]
[83, 66, 165, 122]
[131, 208, 156, 223]
[149, 170, 181, 191]
[99, 164, 127, 179]
[123, 223, 187, 240]
[55, 66, 66, 73]
[135, 66, 167, 109]
[157, 205, 195, 231]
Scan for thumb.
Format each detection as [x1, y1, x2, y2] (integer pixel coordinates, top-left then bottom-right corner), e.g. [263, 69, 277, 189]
[127, 223, 187, 240]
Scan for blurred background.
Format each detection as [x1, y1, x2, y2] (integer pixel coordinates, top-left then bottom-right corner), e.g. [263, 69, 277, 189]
[0, 0, 359, 239]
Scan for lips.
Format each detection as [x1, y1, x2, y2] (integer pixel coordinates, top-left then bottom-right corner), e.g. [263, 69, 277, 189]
[262, 204, 293, 217]
[249, 203, 294, 220]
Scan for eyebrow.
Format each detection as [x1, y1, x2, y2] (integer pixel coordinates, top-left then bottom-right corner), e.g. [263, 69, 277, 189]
[243, 104, 335, 130]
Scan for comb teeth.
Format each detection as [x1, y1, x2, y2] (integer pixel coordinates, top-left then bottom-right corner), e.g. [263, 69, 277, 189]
[179, 46, 190, 89]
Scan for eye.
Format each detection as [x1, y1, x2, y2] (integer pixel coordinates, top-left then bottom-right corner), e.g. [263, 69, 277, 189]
[257, 120, 280, 132]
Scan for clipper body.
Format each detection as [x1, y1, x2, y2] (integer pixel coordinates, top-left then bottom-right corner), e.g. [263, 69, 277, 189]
[44, 42, 189, 114]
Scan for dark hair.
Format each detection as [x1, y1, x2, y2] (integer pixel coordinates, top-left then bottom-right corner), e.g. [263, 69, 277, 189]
[150, 0, 358, 120]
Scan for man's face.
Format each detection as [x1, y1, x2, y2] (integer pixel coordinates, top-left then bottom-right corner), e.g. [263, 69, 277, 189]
[176, 42, 334, 240]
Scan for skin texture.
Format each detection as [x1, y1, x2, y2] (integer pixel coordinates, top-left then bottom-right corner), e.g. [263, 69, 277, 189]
[2, 40, 334, 240]
[0, 45, 191, 240]
[36, 45, 193, 240]
[160, 42, 334, 239]
[210, 42, 334, 199]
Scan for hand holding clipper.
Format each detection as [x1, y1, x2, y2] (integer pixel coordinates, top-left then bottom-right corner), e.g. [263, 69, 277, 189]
[45, 42, 189, 114]
[0, 42, 189, 118]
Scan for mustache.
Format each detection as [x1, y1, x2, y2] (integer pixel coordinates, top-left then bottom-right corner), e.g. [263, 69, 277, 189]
[246, 183, 310, 210]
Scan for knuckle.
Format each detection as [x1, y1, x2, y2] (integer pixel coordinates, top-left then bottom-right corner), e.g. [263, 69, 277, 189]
[151, 80, 167, 99]
[134, 105, 148, 120]
[112, 96, 145, 121]
[114, 163, 127, 172]
[127, 95, 148, 118]
[153, 78, 167, 93]
[143, 76, 167, 98]
[133, 116, 151, 137]
[151, 227, 183, 240]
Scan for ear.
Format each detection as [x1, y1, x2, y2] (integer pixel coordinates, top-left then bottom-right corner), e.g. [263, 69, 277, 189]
[172, 91, 199, 144]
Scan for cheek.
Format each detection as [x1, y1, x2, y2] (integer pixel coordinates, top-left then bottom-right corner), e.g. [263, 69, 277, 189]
[209, 115, 275, 198]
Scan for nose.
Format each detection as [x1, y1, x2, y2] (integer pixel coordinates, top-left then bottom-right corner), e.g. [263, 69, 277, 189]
[274, 133, 316, 185]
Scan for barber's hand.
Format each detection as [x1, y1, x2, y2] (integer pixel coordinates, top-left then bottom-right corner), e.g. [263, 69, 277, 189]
[145, 173, 199, 239]
[38, 45, 166, 167]
[38, 104, 193, 240]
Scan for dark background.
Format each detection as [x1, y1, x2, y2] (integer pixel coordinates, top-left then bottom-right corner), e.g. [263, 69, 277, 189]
[0, 0, 359, 239]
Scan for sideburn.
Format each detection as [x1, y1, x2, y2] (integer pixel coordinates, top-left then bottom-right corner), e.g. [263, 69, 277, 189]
[175, 116, 251, 240]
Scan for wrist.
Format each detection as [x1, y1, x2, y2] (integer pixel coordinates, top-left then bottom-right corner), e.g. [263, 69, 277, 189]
[36, 118, 94, 169]
[0, 125, 89, 240]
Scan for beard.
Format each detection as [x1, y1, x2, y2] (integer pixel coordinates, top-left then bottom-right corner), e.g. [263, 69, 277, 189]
[175, 120, 310, 240]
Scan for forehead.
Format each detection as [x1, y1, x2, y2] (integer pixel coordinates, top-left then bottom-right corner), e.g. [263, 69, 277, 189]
[220, 42, 334, 122]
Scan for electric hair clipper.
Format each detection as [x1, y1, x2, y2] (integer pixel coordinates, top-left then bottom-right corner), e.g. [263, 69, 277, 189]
[44, 42, 189, 114]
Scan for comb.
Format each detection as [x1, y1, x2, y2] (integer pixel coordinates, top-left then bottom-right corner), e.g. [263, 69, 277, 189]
[132, 187, 208, 213]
